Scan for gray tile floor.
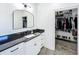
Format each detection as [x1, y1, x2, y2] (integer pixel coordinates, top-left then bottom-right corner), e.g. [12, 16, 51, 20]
[39, 39, 77, 55]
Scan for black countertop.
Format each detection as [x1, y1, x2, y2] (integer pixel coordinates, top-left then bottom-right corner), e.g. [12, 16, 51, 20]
[0, 29, 44, 52]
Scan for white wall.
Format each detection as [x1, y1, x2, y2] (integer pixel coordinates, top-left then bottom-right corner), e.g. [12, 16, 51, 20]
[36, 4, 55, 50]
[0, 3, 37, 36]
[36, 3, 79, 51]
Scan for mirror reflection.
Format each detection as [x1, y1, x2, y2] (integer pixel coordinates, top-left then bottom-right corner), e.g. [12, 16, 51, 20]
[13, 10, 34, 29]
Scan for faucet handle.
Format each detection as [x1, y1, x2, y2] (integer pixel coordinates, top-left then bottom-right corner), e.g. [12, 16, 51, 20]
[31, 30, 33, 34]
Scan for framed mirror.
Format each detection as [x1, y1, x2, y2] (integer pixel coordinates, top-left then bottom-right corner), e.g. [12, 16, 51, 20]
[13, 10, 34, 29]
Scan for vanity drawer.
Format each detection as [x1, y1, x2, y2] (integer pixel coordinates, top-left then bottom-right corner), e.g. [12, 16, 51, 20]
[0, 43, 24, 55]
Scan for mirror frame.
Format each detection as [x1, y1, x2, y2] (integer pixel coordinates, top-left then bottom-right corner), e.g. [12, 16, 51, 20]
[12, 10, 34, 30]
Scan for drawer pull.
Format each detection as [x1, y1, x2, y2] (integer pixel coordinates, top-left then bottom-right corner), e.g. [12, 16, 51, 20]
[11, 48, 19, 52]
[34, 43, 37, 46]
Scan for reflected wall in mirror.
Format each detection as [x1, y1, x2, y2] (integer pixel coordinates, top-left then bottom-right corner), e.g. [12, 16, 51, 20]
[13, 10, 34, 29]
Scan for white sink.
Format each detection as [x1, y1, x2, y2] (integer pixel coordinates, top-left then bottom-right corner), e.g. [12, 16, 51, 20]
[24, 34, 36, 38]
[34, 33, 41, 35]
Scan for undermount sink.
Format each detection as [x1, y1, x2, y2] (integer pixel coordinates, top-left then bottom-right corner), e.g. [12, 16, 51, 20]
[34, 33, 41, 35]
[24, 34, 36, 38]
[24, 32, 41, 39]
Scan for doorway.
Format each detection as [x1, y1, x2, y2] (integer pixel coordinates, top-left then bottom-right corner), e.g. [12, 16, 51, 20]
[55, 8, 78, 55]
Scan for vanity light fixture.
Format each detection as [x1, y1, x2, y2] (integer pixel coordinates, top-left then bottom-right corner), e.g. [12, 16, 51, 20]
[22, 3, 33, 13]
[22, 3, 31, 8]
[14, 3, 33, 13]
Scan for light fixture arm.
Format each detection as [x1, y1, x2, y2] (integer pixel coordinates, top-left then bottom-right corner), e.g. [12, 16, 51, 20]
[22, 3, 31, 8]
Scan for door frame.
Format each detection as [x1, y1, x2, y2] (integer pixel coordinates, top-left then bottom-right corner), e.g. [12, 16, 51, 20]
[54, 6, 79, 54]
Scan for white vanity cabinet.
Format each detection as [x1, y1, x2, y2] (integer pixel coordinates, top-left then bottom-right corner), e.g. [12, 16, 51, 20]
[41, 33, 45, 47]
[0, 42, 24, 55]
[0, 33, 44, 55]
[24, 34, 43, 55]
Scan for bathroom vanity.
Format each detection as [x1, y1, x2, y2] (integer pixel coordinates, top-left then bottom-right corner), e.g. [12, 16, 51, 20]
[0, 29, 45, 55]
[0, 9, 45, 55]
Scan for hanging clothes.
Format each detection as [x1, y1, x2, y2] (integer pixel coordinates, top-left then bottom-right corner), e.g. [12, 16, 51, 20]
[57, 18, 62, 30]
[66, 18, 69, 30]
[63, 17, 66, 31]
[74, 17, 77, 29]
[69, 17, 72, 30]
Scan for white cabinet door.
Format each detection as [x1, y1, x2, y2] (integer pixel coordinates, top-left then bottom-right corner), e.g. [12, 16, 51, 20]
[25, 40, 36, 55]
[25, 35, 42, 55]
[33, 35, 42, 54]
[0, 42, 24, 55]
[41, 33, 45, 47]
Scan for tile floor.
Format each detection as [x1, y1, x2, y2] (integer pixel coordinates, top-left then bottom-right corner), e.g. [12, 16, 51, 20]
[39, 39, 77, 55]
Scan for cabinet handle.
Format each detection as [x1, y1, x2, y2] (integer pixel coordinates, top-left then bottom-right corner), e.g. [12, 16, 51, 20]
[34, 43, 37, 46]
[11, 48, 19, 52]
